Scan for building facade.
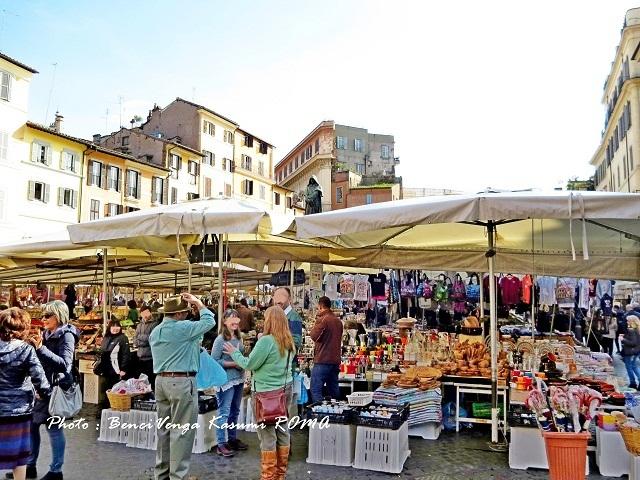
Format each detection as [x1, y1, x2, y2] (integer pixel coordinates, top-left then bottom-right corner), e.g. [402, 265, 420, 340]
[274, 120, 399, 212]
[334, 124, 397, 177]
[233, 128, 275, 209]
[590, 8, 640, 192]
[274, 121, 335, 212]
[331, 170, 401, 209]
[0, 53, 38, 240]
[96, 127, 202, 205]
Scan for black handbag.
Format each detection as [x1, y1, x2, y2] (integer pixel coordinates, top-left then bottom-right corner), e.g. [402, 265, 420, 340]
[270, 262, 305, 286]
[188, 234, 231, 264]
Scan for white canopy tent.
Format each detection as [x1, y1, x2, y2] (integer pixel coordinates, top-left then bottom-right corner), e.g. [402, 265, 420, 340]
[291, 191, 640, 444]
[65, 198, 295, 322]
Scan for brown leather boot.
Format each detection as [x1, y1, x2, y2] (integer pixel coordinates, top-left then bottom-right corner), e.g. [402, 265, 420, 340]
[275, 445, 290, 480]
[260, 450, 277, 480]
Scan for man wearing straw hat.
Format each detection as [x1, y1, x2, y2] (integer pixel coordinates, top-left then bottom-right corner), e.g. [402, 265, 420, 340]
[150, 293, 215, 480]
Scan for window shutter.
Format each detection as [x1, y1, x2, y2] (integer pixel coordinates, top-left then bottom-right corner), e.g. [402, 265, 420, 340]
[162, 181, 169, 205]
[124, 169, 130, 196]
[72, 154, 78, 173]
[43, 184, 50, 203]
[118, 204, 123, 215]
[31, 143, 39, 162]
[57, 187, 64, 206]
[72, 190, 77, 209]
[86, 160, 93, 185]
[27, 181, 35, 200]
[107, 165, 113, 189]
[117, 168, 122, 193]
[151, 177, 157, 202]
[59, 152, 65, 170]
[136, 172, 141, 199]
[104, 203, 110, 217]
[100, 164, 107, 189]
[45, 146, 52, 166]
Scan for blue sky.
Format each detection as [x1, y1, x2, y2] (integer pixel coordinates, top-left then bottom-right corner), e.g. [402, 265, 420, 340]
[1, 1, 638, 191]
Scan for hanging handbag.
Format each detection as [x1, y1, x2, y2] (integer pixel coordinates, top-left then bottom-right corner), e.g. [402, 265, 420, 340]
[49, 378, 82, 418]
[451, 274, 466, 301]
[252, 350, 291, 424]
[92, 356, 103, 375]
[270, 262, 306, 287]
[422, 279, 433, 299]
[433, 275, 450, 303]
[466, 273, 481, 303]
[188, 234, 230, 264]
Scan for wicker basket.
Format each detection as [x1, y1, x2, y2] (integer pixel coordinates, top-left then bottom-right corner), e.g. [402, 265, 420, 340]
[618, 424, 640, 456]
[107, 390, 134, 412]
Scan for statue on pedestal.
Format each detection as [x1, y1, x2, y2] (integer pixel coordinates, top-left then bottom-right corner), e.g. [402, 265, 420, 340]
[304, 176, 323, 215]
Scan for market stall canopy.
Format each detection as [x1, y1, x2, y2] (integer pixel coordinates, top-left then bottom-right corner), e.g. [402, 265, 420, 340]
[0, 256, 272, 290]
[0, 230, 173, 266]
[289, 191, 640, 280]
[67, 198, 295, 254]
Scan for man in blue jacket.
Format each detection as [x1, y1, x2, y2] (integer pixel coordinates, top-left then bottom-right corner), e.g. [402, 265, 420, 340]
[150, 293, 215, 480]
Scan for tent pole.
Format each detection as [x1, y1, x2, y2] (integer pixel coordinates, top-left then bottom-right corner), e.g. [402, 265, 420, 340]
[187, 263, 192, 293]
[102, 248, 108, 332]
[479, 272, 485, 336]
[531, 275, 536, 341]
[218, 235, 223, 324]
[487, 221, 499, 444]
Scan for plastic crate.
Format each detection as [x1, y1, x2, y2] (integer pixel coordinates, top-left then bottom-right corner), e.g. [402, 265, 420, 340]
[198, 394, 218, 414]
[353, 421, 410, 474]
[472, 402, 504, 419]
[306, 423, 356, 466]
[97, 409, 130, 444]
[408, 422, 441, 440]
[132, 399, 157, 411]
[307, 401, 355, 424]
[354, 403, 410, 430]
[192, 411, 217, 454]
[347, 392, 373, 406]
[126, 409, 158, 450]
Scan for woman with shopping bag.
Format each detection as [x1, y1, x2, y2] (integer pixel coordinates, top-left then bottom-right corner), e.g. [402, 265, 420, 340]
[223, 306, 295, 480]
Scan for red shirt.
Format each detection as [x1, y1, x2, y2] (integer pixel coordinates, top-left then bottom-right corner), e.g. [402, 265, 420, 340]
[500, 275, 521, 306]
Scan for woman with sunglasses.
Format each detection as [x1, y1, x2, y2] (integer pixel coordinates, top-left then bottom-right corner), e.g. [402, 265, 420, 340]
[24, 300, 78, 480]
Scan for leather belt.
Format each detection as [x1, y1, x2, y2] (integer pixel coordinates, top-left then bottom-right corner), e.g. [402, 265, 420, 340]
[159, 372, 196, 377]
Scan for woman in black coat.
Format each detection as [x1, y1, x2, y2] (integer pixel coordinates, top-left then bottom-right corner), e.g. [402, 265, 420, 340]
[97, 320, 131, 406]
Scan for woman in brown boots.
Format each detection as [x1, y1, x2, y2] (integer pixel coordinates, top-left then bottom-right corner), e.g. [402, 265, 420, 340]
[223, 306, 295, 479]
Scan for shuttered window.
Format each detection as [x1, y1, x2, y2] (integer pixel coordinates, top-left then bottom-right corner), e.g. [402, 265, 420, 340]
[0, 71, 11, 101]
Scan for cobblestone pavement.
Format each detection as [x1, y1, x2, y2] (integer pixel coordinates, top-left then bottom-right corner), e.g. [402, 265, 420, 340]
[3, 409, 609, 480]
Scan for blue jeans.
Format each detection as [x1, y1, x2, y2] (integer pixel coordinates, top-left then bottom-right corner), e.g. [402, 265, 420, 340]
[215, 383, 243, 445]
[28, 421, 65, 473]
[623, 354, 640, 386]
[310, 363, 340, 403]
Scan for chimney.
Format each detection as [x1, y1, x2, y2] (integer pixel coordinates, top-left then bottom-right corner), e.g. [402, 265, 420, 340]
[53, 111, 63, 133]
[93, 134, 102, 144]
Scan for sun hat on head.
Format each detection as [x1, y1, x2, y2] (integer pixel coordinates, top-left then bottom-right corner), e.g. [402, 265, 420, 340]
[160, 296, 190, 315]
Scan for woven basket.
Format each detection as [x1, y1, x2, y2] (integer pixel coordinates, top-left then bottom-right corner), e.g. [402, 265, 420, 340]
[618, 424, 640, 456]
[107, 390, 133, 412]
